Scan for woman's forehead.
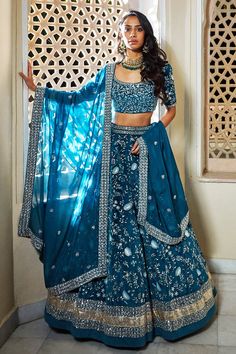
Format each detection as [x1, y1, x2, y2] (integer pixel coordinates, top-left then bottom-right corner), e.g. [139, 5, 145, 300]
[122, 16, 141, 26]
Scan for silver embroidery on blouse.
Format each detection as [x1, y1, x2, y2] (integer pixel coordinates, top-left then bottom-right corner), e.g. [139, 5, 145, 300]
[111, 62, 177, 113]
[111, 76, 157, 114]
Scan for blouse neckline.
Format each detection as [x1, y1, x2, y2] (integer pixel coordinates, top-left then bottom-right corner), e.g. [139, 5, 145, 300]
[113, 75, 143, 85]
[113, 63, 143, 85]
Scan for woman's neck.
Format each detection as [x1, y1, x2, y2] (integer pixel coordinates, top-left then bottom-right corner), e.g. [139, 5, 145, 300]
[125, 49, 143, 60]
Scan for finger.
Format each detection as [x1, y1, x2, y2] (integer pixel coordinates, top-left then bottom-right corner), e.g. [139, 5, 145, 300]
[28, 61, 33, 78]
[131, 146, 140, 155]
[133, 141, 138, 149]
[132, 151, 139, 155]
[19, 72, 27, 81]
[131, 141, 138, 152]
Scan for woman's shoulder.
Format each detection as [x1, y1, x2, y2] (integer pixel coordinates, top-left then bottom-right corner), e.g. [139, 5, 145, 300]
[162, 62, 173, 75]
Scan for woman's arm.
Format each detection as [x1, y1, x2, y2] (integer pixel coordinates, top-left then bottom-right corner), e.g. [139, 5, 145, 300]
[19, 61, 36, 91]
[19, 61, 106, 103]
[132, 63, 177, 155]
[160, 62, 177, 128]
[160, 105, 176, 127]
[131, 106, 176, 154]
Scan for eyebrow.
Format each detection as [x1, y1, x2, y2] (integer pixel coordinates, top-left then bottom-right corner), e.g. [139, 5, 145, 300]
[124, 25, 143, 27]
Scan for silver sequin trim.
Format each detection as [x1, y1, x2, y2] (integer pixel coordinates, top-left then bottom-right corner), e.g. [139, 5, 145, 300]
[111, 123, 150, 135]
[18, 87, 45, 253]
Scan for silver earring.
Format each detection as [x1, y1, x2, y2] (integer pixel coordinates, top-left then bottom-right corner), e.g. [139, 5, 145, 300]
[118, 40, 126, 54]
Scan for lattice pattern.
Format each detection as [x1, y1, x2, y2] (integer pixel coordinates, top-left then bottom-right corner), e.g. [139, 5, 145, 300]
[28, 0, 129, 89]
[206, 0, 236, 163]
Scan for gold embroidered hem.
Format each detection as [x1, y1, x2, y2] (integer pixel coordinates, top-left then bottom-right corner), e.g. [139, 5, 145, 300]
[46, 277, 216, 340]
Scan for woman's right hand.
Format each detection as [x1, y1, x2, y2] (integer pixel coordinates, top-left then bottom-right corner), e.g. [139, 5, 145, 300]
[19, 61, 36, 91]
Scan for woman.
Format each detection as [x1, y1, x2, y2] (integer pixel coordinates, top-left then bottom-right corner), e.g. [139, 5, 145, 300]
[19, 10, 216, 348]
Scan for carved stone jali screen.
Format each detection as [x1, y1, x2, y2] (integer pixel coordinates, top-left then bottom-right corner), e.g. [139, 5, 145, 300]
[28, 0, 129, 89]
[206, 0, 236, 172]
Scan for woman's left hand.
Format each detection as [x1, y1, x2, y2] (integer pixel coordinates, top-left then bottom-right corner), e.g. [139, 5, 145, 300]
[131, 141, 139, 155]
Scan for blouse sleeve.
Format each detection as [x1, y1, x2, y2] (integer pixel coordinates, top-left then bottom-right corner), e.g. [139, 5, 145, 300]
[163, 63, 176, 108]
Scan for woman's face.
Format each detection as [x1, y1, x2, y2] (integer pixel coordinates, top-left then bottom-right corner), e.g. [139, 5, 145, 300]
[119, 16, 145, 52]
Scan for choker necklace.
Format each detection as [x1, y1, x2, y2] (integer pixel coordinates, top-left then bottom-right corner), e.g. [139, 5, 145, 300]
[121, 56, 143, 70]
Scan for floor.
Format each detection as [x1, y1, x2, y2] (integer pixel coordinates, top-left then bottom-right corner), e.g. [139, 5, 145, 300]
[1, 274, 236, 354]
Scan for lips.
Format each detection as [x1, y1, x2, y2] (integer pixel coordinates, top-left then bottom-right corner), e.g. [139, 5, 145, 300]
[129, 40, 138, 44]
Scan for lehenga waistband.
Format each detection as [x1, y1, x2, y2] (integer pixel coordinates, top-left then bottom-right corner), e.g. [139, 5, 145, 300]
[111, 123, 151, 135]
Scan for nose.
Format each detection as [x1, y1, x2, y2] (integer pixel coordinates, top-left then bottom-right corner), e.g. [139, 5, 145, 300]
[130, 28, 137, 37]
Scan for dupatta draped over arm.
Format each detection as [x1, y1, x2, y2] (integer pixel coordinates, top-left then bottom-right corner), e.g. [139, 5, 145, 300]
[19, 63, 189, 295]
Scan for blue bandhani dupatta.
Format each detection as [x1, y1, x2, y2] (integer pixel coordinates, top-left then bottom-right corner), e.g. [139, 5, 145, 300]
[19, 63, 189, 295]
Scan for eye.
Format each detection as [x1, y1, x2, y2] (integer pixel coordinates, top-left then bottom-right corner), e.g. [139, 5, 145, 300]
[124, 26, 131, 32]
[137, 27, 144, 32]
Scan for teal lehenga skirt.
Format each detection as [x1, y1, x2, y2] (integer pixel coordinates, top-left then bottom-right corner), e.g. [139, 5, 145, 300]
[45, 124, 217, 348]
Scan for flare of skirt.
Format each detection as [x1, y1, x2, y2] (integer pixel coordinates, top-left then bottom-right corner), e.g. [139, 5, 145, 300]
[44, 123, 217, 348]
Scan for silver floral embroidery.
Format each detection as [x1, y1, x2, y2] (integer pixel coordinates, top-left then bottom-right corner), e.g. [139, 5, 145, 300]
[175, 267, 182, 276]
[122, 290, 130, 300]
[124, 247, 132, 257]
[124, 202, 133, 211]
[112, 166, 119, 174]
[131, 162, 138, 171]
[111, 76, 157, 114]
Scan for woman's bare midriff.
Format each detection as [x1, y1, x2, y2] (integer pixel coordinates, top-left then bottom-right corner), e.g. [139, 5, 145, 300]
[114, 112, 153, 127]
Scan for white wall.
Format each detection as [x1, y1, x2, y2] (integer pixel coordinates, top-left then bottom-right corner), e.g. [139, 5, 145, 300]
[12, 0, 46, 308]
[0, 0, 15, 325]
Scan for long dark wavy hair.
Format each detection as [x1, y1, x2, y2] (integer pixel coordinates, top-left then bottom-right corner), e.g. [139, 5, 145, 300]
[118, 10, 168, 103]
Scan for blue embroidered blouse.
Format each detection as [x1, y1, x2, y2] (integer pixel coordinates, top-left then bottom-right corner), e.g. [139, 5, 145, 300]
[111, 63, 176, 114]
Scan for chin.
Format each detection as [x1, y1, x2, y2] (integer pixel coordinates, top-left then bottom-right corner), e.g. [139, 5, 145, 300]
[128, 45, 143, 52]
